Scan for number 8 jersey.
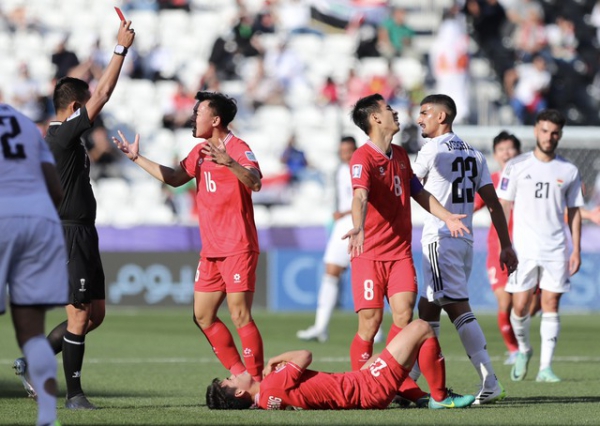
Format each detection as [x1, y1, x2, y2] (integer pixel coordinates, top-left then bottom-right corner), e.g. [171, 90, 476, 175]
[180, 132, 261, 257]
[413, 132, 492, 245]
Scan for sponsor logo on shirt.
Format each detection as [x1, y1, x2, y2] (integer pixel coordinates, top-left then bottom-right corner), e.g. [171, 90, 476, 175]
[525, 174, 531, 179]
[267, 396, 282, 410]
[379, 166, 385, 175]
[352, 164, 362, 179]
[198, 158, 204, 166]
[500, 177, 509, 190]
[245, 151, 257, 162]
[66, 109, 81, 121]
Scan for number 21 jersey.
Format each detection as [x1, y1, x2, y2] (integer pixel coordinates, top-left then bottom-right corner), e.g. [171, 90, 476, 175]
[413, 132, 492, 245]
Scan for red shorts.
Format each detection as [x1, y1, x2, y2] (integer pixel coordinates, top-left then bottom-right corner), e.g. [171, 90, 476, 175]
[487, 256, 509, 292]
[355, 348, 409, 409]
[194, 252, 258, 293]
[351, 256, 417, 312]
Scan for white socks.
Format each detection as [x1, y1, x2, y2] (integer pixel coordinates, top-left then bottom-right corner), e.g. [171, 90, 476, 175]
[540, 312, 560, 371]
[510, 310, 532, 353]
[454, 312, 497, 388]
[314, 274, 339, 332]
[23, 335, 58, 426]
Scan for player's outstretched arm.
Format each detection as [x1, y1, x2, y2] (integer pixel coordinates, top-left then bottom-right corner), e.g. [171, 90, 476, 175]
[581, 206, 600, 225]
[567, 206, 582, 276]
[86, 19, 136, 122]
[112, 131, 191, 187]
[412, 189, 469, 237]
[479, 185, 518, 273]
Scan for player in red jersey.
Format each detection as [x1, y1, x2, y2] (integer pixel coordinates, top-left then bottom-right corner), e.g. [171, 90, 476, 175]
[473, 131, 522, 365]
[112, 91, 264, 382]
[205, 319, 475, 410]
[341, 94, 468, 405]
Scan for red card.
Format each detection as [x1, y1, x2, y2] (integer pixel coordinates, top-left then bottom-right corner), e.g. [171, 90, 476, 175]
[114, 6, 126, 22]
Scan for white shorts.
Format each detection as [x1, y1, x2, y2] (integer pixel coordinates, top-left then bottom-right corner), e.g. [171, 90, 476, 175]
[0, 217, 69, 314]
[323, 215, 352, 268]
[505, 257, 570, 294]
[421, 238, 473, 306]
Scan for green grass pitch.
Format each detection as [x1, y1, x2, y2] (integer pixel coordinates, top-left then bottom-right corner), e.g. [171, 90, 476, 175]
[1, 308, 599, 425]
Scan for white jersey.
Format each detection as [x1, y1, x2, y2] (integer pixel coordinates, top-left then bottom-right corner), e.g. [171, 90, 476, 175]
[334, 163, 353, 212]
[413, 132, 492, 245]
[0, 104, 59, 222]
[496, 151, 584, 261]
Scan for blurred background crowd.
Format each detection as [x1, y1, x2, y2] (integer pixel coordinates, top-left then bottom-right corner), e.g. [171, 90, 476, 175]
[2, 0, 600, 227]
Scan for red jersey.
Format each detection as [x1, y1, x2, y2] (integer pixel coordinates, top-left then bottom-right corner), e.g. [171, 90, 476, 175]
[474, 171, 514, 257]
[180, 133, 261, 257]
[350, 142, 414, 260]
[257, 350, 405, 410]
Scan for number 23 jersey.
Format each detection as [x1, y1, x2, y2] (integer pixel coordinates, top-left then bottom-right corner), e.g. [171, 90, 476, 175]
[180, 133, 261, 257]
[413, 132, 492, 245]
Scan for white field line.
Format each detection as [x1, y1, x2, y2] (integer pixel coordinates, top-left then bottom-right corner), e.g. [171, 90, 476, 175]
[1, 355, 599, 365]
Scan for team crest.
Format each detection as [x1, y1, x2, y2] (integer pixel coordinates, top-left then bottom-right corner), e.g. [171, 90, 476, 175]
[379, 166, 385, 175]
[556, 179, 564, 187]
[352, 164, 362, 178]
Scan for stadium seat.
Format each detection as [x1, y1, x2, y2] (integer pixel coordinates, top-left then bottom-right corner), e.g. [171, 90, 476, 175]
[392, 57, 426, 91]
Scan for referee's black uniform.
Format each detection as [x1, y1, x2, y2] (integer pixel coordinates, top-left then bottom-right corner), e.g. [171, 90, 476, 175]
[46, 106, 105, 304]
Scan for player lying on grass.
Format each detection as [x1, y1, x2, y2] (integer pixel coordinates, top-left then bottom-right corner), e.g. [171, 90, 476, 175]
[206, 319, 475, 410]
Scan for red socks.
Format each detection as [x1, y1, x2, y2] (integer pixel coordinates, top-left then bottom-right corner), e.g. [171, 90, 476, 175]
[386, 324, 403, 345]
[418, 337, 446, 402]
[498, 311, 519, 352]
[237, 321, 264, 382]
[202, 319, 246, 376]
[350, 333, 373, 371]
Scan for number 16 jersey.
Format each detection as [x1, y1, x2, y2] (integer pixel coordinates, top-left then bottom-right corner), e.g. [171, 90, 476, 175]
[413, 132, 492, 245]
[180, 132, 261, 258]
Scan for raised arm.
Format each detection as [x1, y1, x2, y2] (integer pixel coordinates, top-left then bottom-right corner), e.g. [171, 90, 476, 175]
[112, 131, 191, 187]
[85, 20, 135, 122]
[567, 206, 582, 276]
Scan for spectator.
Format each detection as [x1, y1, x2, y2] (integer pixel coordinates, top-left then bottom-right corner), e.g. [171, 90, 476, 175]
[51, 37, 80, 79]
[143, 42, 175, 81]
[280, 134, 308, 183]
[233, 12, 262, 58]
[319, 76, 340, 106]
[10, 63, 45, 123]
[429, 7, 471, 123]
[546, 15, 578, 65]
[275, 0, 323, 37]
[162, 81, 196, 130]
[157, 0, 190, 12]
[377, 7, 415, 58]
[252, 6, 276, 35]
[512, 5, 548, 62]
[504, 54, 551, 124]
[342, 68, 367, 111]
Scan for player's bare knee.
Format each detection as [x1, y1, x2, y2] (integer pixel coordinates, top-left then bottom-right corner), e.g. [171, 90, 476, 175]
[229, 310, 251, 328]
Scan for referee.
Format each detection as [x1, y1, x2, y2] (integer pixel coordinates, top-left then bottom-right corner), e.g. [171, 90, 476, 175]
[15, 19, 135, 410]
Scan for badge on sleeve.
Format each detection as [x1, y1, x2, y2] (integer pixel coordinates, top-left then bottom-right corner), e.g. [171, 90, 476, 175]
[245, 151, 257, 162]
[352, 164, 362, 179]
[500, 177, 509, 190]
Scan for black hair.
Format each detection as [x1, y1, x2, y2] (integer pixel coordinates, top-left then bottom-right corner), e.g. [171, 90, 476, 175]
[535, 109, 566, 129]
[351, 93, 385, 135]
[205, 378, 253, 410]
[340, 135, 357, 147]
[195, 91, 238, 127]
[52, 77, 90, 112]
[493, 131, 522, 153]
[420, 94, 457, 123]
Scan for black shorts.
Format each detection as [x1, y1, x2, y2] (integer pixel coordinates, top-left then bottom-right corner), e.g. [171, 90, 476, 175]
[63, 223, 105, 304]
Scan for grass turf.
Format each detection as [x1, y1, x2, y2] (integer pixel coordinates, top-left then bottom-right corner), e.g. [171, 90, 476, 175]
[1, 308, 599, 425]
